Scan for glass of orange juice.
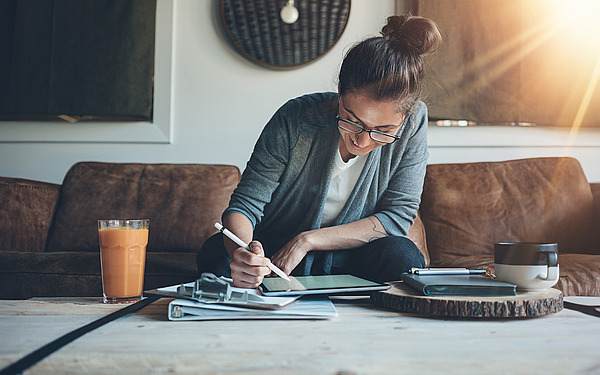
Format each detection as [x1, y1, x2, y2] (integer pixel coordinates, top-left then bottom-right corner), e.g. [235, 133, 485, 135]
[98, 219, 149, 304]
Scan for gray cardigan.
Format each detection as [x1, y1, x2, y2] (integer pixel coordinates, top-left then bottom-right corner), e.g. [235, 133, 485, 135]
[224, 92, 429, 273]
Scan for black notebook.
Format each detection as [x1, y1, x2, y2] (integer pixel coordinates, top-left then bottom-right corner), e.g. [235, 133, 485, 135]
[400, 273, 517, 296]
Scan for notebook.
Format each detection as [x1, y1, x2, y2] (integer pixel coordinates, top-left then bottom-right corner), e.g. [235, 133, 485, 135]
[400, 273, 517, 296]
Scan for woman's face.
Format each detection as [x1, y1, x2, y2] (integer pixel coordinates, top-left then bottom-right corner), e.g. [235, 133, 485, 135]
[337, 92, 405, 162]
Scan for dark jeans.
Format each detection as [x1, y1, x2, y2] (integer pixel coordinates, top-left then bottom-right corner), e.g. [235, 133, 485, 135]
[196, 233, 425, 283]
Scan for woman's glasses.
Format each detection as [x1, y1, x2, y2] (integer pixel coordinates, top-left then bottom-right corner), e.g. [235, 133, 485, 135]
[336, 115, 404, 144]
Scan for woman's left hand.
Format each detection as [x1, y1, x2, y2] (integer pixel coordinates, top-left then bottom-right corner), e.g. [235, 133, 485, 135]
[270, 231, 314, 275]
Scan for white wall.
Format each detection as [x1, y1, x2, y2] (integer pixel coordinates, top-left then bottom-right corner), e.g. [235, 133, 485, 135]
[0, 0, 599, 184]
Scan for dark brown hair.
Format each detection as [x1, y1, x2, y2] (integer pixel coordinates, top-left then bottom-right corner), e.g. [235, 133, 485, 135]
[338, 14, 442, 114]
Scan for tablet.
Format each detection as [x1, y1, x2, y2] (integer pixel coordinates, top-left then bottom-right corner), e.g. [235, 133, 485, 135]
[259, 274, 390, 296]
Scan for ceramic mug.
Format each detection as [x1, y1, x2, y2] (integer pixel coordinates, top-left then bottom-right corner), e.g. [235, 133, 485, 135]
[494, 242, 559, 291]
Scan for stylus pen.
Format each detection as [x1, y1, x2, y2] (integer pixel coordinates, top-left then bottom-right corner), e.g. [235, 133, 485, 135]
[410, 268, 487, 275]
[214, 222, 291, 281]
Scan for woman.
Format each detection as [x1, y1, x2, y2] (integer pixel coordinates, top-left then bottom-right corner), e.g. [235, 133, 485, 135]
[197, 15, 442, 288]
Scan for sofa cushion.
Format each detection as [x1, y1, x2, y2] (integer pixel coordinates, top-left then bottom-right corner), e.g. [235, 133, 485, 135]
[0, 251, 198, 299]
[554, 253, 600, 296]
[46, 162, 240, 253]
[0, 177, 60, 252]
[420, 157, 595, 266]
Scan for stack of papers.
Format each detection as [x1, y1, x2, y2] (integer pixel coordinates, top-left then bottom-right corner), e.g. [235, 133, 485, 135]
[168, 296, 338, 320]
[155, 281, 338, 321]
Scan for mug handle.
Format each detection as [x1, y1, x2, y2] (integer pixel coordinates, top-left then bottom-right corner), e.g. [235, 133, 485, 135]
[538, 251, 559, 281]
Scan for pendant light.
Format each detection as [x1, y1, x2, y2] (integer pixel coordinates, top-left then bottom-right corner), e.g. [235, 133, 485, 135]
[280, 0, 299, 24]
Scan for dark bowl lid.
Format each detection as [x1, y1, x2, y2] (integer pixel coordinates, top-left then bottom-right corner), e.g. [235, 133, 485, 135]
[494, 242, 558, 265]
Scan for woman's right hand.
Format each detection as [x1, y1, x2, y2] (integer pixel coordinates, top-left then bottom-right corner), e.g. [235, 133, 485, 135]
[229, 240, 272, 288]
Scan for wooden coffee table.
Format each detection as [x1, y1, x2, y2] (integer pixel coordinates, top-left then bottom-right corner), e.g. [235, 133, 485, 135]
[1, 295, 599, 374]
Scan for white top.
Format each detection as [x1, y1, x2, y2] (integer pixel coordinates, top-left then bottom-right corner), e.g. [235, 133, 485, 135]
[321, 151, 367, 226]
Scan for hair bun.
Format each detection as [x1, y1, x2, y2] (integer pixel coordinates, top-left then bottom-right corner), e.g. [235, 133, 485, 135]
[381, 15, 442, 55]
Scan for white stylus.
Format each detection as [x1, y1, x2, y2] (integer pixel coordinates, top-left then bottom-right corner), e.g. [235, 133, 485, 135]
[214, 222, 291, 281]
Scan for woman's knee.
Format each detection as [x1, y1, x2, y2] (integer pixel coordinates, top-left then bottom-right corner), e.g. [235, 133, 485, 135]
[196, 233, 231, 277]
[335, 236, 425, 282]
[373, 236, 425, 265]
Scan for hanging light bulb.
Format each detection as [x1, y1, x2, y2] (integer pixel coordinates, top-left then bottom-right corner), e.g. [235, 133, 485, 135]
[280, 0, 299, 24]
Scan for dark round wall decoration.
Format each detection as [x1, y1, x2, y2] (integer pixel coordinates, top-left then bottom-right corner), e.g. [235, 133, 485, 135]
[220, 0, 351, 69]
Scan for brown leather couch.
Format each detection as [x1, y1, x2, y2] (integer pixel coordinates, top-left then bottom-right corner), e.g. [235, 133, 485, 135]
[1, 157, 598, 299]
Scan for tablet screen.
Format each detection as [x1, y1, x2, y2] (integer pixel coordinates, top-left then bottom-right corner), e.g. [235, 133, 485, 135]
[260, 274, 389, 296]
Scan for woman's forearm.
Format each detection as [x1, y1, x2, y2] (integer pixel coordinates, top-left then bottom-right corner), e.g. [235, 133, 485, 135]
[270, 216, 389, 275]
[222, 212, 254, 258]
[307, 216, 388, 251]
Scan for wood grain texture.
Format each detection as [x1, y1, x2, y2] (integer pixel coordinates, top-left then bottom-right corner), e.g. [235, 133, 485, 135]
[3, 296, 600, 374]
[371, 281, 563, 318]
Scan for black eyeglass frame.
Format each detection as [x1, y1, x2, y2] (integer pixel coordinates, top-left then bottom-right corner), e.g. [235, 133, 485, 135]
[335, 115, 406, 144]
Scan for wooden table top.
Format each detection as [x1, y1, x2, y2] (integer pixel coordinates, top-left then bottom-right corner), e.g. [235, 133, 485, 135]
[1, 295, 599, 374]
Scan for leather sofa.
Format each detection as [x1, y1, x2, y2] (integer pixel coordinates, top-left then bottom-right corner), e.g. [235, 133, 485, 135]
[1, 157, 598, 299]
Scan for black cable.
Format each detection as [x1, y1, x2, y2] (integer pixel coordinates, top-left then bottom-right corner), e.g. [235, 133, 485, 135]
[564, 301, 600, 318]
[0, 296, 161, 375]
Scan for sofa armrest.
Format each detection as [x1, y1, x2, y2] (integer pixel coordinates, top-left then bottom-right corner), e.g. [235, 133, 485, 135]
[0, 177, 60, 252]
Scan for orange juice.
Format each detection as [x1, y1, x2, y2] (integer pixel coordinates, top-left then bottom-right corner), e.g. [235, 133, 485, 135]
[98, 223, 148, 303]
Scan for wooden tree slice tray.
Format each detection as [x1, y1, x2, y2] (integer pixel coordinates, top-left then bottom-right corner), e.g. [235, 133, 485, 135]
[371, 281, 563, 319]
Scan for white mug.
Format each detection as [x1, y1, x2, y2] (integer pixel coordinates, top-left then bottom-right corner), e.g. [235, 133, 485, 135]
[494, 242, 559, 291]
